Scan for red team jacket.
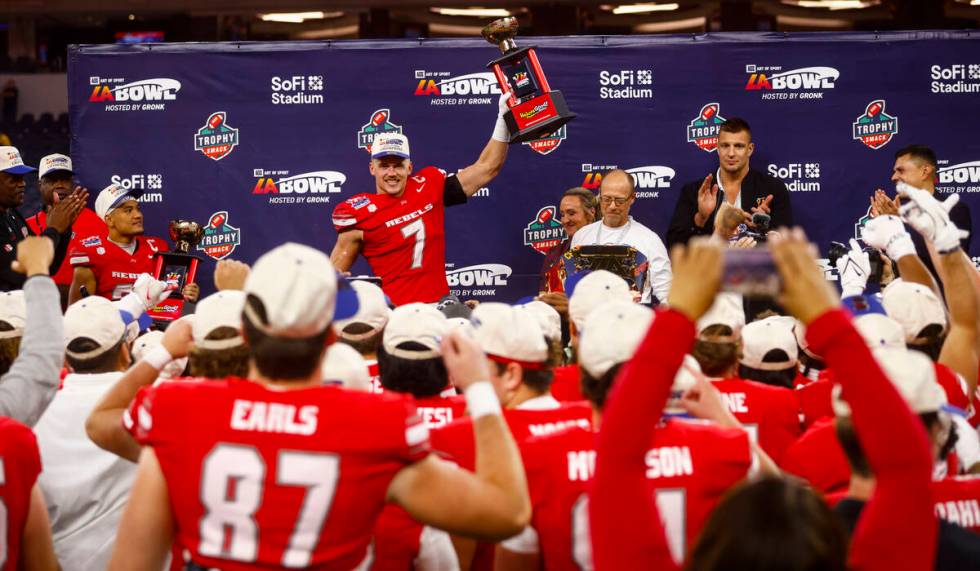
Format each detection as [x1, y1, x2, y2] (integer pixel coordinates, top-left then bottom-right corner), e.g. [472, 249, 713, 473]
[127, 378, 430, 570]
[68, 235, 168, 300]
[0, 417, 42, 571]
[332, 167, 454, 305]
[26, 207, 106, 286]
[514, 419, 752, 570]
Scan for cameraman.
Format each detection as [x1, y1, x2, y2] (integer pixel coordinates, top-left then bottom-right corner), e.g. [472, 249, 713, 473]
[667, 118, 793, 249]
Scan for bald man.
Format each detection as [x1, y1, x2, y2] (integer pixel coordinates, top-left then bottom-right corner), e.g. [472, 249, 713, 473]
[570, 169, 672, 304]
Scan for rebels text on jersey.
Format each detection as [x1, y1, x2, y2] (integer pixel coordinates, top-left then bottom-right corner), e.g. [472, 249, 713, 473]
[0, 417, 43, 571]
[127, 378, 430, 570]
[506, 419, 753, 569]
[332, 167, 457, 306]
[68, 235, 168, 300]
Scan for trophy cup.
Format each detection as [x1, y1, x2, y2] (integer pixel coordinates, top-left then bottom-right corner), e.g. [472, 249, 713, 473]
[482, 17, 575, 144]
[565, 245, 647, 302]
[147, 220, 205, 322]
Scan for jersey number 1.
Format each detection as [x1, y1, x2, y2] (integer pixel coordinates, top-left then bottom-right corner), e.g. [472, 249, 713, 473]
[400, 219, 426, 269]
[199, 445, 340, 568]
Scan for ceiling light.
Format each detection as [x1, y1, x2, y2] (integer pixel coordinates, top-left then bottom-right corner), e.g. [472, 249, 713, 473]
[430, 8, 512, 17]
[611, 3, 680, 14]
[791, 0, 875, 9]
[972, 0, 980, 5]
[260, 11, 331, 24]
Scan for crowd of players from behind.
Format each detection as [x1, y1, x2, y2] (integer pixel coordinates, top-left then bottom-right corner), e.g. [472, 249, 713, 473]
[0, 91, 977, 571]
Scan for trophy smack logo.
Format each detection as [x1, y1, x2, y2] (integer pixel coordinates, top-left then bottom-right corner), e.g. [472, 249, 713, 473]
[194, 112, 239, 161]
[523, 206, 565, 255]
[197, 211, 241, 260]
[523, 125, 567, 156]
[686, 103, 726, 152]
[413, 70, 502, 105]
[744, 65, 838, 100]
[357, 109, 402, 153]
[852, 100, 898, 150]
[88, 77, 181, 111]
[252, 169, 346, 205]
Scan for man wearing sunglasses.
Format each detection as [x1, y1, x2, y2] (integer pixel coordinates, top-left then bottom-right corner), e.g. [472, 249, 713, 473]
[570, 169, 672, 304]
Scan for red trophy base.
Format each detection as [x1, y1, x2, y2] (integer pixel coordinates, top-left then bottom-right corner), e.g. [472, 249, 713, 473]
[488, 46, 576, 144]
[147, 252, 200, 323]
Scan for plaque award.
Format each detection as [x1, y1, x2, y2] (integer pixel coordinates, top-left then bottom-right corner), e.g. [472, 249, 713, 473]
[148, 220, 205, 322]
[482, 17, 575, 144]
[565, 245, 647, 302]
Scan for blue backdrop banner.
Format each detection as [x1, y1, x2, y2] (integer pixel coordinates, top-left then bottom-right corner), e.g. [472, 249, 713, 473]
[68, 31, 980, 302]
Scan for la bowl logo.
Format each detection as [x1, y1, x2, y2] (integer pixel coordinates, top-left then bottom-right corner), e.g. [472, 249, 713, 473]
[626, 166, 674, 199]
[745, 66, 838, 91]
[523, 125, 567, 156]
[524, 206, 565, 255]
[937, 160, 980, 194]
[357, 109, 402, 152]
[414, 70, 502, 103]
[196, 211, 241, 260]
[852, 100, 898, 150]
[446, 264, 512, 287]
[686, 103, 727, 152]
[194, 112, 239, 161]
[88, 77, 180, 108]
[253, 170, 346, 206]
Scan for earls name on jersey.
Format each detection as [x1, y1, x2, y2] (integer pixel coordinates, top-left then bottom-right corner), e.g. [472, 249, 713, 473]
[384, 203, 434, 228]
[230, 399, 318, 436]
[565, 445, 695, 482]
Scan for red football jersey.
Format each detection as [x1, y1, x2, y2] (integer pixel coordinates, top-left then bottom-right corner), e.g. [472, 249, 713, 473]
[710, 377, 801, 464]
[511, 419, 752, 569]
[332, 167, 451, 305]
[431, 402, 594, 471]
[932, 475, 980, 534]
[366, 360, 382, 395]
[782, 417, 851, 495]
[0, 417, 43, 571]
[128, 377, 430, 570]
[551, 364, 584, 403]
[797, 377, 834, 430]
[27, 207, 106, 286]
[68, 234, 168, 300]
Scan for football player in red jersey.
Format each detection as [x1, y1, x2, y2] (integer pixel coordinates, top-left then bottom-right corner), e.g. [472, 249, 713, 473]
[497, 300, 769, 570]
[334, 280, 390, 394]
[26, 154, 105, 307]
[0, 416, 59, 571]
[68, 183, 174, 303]
[330, 96, 510, 306]
[109, 242, 530, 570]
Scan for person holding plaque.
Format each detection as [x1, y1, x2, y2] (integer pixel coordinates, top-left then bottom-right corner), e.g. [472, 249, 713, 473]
[330, 101, 510, 306]
[570, 170, 672, 304]
[69, 184, 198, 304]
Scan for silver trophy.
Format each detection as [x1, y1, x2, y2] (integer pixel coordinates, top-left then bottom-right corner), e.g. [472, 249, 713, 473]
[168, 219, 205, 254]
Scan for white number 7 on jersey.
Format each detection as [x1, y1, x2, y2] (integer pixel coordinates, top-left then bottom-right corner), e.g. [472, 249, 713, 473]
[400, 219, 426, 270]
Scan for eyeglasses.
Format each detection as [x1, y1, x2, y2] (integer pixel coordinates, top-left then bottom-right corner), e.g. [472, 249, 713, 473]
[599, 195, 631, 206]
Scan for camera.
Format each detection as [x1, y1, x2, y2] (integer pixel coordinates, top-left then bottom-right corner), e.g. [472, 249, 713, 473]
[827, 241, 884, 285]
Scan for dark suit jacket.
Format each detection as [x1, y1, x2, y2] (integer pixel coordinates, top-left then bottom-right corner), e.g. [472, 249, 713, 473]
[666, 168, 794, 250]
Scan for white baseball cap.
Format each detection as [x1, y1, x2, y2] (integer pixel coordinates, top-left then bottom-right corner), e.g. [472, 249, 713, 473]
[322, 343, 370, 391]
[472, 302, 548, 368]
[665, 354, 703, 415]
[38, 153, 73, 179]
[519, 300, 562, 343]
[0, 146, 35, 175]
[131, 330, 188, 379]
[568, 270, 633, 331]
[579, 300, 654, 378]
[739, 315, 799, 371]
[371, 133, 411, 160]
[0, 291, 26, 339]
[854, 313, 906, 351]
[834, 347, 946, 416]
[194, 291, 246, 350]
[64, 296, 126, 359]
[383, 303, 448, 360]
[333, 280, 391, 340]
[243, 243, 359, 339]
[95, 183, 143, 220]
[697, 293, 745, 336]
[881, 279, 948, 342]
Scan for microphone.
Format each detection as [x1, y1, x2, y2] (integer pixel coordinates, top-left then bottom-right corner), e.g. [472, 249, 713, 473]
[751, 212, 771, 234]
